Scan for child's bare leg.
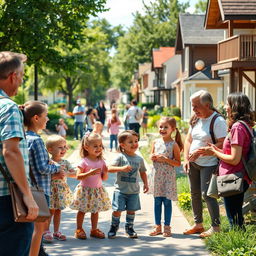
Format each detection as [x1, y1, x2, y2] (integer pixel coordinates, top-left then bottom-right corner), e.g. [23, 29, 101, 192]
[53, 209, 61, 232]
[91, 212, 98, 230]
[29, 222, 46, 256]
[77, 211, 85, 229]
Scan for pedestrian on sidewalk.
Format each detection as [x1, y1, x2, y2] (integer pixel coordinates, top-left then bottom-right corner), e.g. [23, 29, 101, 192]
[73, 100, 85, 140]
[45, 135, 76, 242]
[149, 117, 183, 237]
[70, 132, 111, 239]
[56, 118, 68, 138]
[22, 101, 64, 256]
[126, 100, 143, 135]
[0, 51, 38, 256]
[183, 90, 227, 238]
[107, 130, 149, 239]
[107, 111, 121, 152]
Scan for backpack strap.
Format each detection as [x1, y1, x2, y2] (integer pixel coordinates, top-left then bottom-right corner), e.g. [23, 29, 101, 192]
[209, 114, 221, 144]
[237, 120, 254, 137]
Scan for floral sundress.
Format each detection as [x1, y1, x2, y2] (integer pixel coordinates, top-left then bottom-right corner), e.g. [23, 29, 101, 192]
[149, 139, 178, 201]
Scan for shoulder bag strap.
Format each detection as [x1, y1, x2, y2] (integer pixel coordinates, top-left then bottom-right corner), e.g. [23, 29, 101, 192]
[237, 120, 254, 137]
[209, 114, 221, 144]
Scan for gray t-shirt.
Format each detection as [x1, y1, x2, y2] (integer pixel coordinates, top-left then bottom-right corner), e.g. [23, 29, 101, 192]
[111, 153, 147, 194]
[73, 105, 85, 122]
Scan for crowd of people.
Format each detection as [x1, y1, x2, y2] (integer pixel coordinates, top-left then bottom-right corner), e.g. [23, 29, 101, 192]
[0, 51, 255, 256]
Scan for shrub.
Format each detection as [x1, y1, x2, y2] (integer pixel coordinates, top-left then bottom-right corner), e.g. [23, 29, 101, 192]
[227, 247, 256, 256]
[171, 106, 181, 117]
[139, 103, 155, 110]
[147, 115, 161, 128]
[178, 192, 191, 211]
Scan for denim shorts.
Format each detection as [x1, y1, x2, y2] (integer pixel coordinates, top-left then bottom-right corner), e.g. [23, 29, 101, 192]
[112, 191, 141, 211]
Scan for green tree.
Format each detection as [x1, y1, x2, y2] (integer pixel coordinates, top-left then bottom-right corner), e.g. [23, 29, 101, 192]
[0, 0, 107, 99]
[194, 0, 207, 14]
[110, 0, 189, 90]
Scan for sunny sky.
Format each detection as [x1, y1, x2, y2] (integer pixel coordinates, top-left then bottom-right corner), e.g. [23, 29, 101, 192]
[98, 0, 198, 28]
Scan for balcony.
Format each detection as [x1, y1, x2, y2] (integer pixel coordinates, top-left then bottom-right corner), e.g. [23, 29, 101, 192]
[218, 34, 256, 63]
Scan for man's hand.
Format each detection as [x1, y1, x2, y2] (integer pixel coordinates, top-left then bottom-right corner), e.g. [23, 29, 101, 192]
[183, 160, 190, 174]
[23, 194, 39, 221]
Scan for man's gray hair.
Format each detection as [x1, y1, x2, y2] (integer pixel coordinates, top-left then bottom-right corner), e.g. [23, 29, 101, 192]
[190, 90, 214, 109]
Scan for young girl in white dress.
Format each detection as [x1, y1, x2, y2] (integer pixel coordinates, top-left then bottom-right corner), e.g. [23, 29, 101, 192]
[149, 117, 183, 237]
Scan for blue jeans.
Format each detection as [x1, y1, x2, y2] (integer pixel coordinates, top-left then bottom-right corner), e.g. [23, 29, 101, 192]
[154, 197, 172, 226]
[0, 196, 34, 256]
[224, 181, 249, 228]
[110, 134, 118, 150]
[129, 123, 140, 135]
[74, 122, 84, 139]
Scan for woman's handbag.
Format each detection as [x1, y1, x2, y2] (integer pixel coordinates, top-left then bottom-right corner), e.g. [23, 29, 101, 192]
[216, 172, 244, 197]
[0, 163, 50, 222]
[207, 173, 219, 199]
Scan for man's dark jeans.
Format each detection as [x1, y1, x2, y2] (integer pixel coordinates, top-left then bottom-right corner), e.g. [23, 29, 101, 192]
[0, 195, 34, 256]
[74, 122, 84, 139]
[129, 123, 140, 135]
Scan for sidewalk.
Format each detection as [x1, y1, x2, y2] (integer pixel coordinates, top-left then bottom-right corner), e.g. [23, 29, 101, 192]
[44, 129, 209, 256]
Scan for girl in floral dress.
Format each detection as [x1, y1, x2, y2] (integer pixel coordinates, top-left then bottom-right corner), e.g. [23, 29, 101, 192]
[45, 135, 76, 241]
[149, 117, 183, 237]
[71, 132, 111, 239]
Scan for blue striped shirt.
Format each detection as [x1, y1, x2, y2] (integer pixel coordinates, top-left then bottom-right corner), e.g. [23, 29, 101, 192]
[0, 90, 30, 196]
[26, 131, 60, 196]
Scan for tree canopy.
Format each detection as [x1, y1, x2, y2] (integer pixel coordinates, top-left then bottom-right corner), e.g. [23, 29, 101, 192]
[110, 0, 189, 91]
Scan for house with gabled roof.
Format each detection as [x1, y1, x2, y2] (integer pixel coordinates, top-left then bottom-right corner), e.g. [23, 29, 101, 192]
[204, 0, 256, 113]
[151, 47, 180, 107]
[174, 13, 224, 120]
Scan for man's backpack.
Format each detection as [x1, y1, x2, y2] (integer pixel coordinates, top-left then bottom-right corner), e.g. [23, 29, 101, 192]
[135, 107, 142, 121]
[239, 121, 256, 181]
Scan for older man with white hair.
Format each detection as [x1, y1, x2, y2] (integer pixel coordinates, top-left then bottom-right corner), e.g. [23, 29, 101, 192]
[183, 90, 227, 238]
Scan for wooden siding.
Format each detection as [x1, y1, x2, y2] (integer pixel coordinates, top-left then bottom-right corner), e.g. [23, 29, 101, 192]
[218, 34, 256, 62]
[222, 0, 256, 16]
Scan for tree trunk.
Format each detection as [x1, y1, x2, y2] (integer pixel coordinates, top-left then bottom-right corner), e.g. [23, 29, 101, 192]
[66, 77, 73, 111]
[34, 65, 38, 100]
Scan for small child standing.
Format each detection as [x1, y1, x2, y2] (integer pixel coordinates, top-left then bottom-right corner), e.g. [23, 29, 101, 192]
[56, 118, 68, 138]
[107, 111, 121, 152]
[70, 132, 111, 239]
[107, 130, 148, 239]
[149, 117, 183, 237]
[93, 121, 103, 136]
[45, 135, 76, 241]
[22, 101, 64, 256]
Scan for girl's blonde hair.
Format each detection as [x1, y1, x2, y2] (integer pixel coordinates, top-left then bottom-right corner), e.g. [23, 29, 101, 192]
[45, 135, 66, 150]
[159, 117, 184, 151]
[21, 100, 47, 127]
[117, 130, 139, 152]
[80, 132, 103, 159]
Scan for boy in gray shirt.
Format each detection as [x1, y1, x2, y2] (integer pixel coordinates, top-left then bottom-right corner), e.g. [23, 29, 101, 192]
[108, 130, 148, 238]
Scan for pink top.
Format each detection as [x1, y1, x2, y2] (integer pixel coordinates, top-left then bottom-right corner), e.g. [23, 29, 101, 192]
[78, 157, 106, 188]
[108, 118, 121, 135]
[219, 122, 252, 184]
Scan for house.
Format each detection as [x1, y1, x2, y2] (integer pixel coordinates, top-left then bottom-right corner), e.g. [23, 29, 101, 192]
[204, 0, 256, 112]
[174, 13, 224, 120]
[138, 63, 154, 104]
[151, 47, 180, 107]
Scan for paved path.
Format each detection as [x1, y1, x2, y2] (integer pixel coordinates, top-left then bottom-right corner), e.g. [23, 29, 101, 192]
[45, 128, 209, 256]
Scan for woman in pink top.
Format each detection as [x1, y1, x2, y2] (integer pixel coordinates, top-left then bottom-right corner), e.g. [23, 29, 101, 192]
[107, 110, 121, 152]
[199, 93, 254, 228]
[71, 132, 111, 239]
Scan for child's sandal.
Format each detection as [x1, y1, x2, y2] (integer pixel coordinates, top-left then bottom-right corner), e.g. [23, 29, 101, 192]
[163, 226, 171, 237]
[53, 231, 67, 241]
[149, 225, 162, 236]
[75, 228, 87, 240]
[90, 229, 105, 239]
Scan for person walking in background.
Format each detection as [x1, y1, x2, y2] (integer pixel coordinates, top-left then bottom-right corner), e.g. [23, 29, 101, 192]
[183, 90, 227, 238]
[107, 130, 148, 239]
[149, 117, 183, 237]
[0, 51, 38, 256]
[71, 132, 111, 239]
[93, 121, 104, 136]
[141, 106, 149, 136]
[56, 118, 68, 138]
[96, 101, 106, 125]
[107, 110, 121, 152]
[22, 101, 64, 256]
[45, 135, 76, 242]
[123, 104, 130, 131]
[198, 93, 254, 228]
[126, 100, 143, 135]
[73, 99, 85, 140]
[85, 107, 95, 132]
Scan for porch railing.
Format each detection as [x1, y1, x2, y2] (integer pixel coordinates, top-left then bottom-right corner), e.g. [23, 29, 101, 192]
[218, 34, 256, 63]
